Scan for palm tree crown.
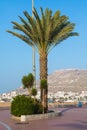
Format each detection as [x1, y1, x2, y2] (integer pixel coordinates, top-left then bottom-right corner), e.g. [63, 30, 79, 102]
[7, 7, 78, 55]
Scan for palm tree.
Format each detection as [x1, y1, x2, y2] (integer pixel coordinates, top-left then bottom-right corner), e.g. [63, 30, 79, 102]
[22, 73, 34, 95]
[7, 7, 78, 113]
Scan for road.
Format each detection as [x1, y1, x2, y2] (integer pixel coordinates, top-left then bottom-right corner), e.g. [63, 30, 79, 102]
[0, 107, 87, 130]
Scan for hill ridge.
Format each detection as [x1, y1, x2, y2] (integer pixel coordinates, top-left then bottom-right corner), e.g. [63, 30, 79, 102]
[47, 69, 87, 92]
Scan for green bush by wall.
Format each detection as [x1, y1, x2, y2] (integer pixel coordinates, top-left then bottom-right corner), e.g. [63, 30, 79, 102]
[11, 95, 42, 117]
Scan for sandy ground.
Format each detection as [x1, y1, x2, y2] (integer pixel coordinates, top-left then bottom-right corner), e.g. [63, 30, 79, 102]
[0, 102, 11, 107]
[0, 101, 79, 108]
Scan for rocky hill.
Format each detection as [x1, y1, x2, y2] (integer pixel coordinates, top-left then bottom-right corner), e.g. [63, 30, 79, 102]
[47, 69, 87, 92]
[16, 69, 87, 93]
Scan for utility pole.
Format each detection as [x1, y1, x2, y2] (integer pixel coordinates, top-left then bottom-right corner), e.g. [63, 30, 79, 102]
[32, 0, 36, 88]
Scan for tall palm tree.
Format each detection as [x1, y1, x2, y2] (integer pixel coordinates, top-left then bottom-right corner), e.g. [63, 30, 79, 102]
[7, 7, 78, 113]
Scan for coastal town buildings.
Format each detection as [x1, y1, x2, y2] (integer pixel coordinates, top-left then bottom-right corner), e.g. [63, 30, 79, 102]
[0, 89, 87, 103]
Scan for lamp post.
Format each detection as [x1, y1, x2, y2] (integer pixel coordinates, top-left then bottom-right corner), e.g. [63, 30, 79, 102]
[32, 0, 36, 88]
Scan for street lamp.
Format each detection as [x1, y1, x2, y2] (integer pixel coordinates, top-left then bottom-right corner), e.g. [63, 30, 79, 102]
[32, 0, 36, 88]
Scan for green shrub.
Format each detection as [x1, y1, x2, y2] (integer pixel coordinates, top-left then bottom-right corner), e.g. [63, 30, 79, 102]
[40, 79, 48, 89]
[11, 95, 42, 117]
[31, 88, 37, 97]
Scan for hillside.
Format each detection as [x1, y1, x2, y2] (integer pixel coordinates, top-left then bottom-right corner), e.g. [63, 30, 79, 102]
[17, 69, 87, 93]
[47, 69, 87, 92]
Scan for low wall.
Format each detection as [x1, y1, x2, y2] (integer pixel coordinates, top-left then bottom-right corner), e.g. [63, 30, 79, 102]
[21, 111, 62, 122]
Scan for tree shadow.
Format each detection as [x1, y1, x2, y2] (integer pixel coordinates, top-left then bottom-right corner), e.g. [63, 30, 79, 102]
[61, 107, 74, 113]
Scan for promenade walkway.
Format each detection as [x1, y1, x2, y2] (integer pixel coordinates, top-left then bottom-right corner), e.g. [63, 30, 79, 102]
[0, 107, 87, 130]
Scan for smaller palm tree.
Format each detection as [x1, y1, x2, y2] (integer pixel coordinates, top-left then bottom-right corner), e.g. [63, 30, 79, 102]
[22, 73, 34, 96]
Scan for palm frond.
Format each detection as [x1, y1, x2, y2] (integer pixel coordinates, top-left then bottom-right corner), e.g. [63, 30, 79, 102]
[18, 16, 32, 33]
[12, 21, 34, 40]
[33, 8, 44, 43]
[7, 30, 33, 46]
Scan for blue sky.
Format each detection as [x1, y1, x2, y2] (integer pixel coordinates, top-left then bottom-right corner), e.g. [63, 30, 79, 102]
[0, 0, 87, 93]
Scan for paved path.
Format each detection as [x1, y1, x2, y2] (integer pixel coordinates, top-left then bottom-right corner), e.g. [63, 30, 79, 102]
[0, 107, 87, 130]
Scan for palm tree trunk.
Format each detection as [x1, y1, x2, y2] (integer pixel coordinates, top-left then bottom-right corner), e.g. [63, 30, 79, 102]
[28, 88, 31, 96]
[40, 51, 48, 113]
